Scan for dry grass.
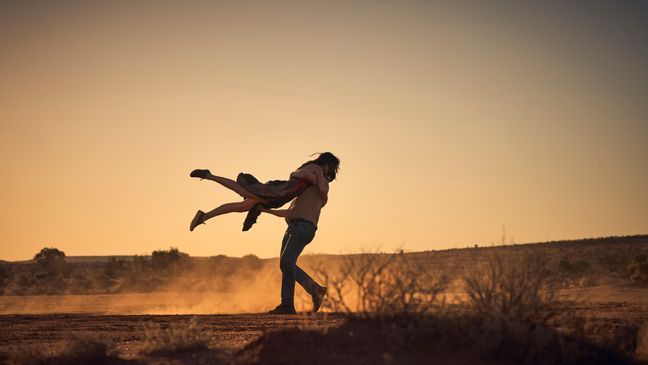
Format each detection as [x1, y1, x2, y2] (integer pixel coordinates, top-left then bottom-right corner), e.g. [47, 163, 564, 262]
[309, 250, 637, 364]
[140, 318, 210, 355]
[8, 337, 115, 365]
[629, 254, 648, 283]
[637, 323, 648, 361]
[315, 250, 448, 317]
[463, 252, 555, 322]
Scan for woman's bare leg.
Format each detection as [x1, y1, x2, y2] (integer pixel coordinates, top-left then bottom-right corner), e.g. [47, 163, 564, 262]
[202, 198, 258, 222]
[203, 173, 268, 202]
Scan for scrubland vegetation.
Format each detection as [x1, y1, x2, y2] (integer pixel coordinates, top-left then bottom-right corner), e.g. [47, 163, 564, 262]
[1, 235, 647, 297]
[3, 235, 647, 364]
[297, 245, 643, 365]
[0, 247, 264, 295]
[9, 337, 117, 365]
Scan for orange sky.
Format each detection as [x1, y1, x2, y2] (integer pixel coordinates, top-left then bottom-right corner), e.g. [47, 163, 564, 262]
[1, 1, 647, 261]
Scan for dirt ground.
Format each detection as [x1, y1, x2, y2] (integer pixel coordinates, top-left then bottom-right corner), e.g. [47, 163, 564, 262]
[0, 312, 344, 363]
[0, 284, 646, 364]
[556, 284, 648, 320]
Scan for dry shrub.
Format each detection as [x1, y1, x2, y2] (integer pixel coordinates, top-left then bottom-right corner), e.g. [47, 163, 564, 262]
[628, 254, 648, 283]
[637, 323, 648, 361]
[463, 253, 555, 322]
[458, 253, 577, 362]
[9, 337, 114, 365]
[307, 251, 635, 364]
[141, 318, 210, 354]
[316, 250, 447, 317]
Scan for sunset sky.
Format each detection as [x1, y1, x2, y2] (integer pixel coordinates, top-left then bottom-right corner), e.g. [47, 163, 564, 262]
[1, 1, 647, 261]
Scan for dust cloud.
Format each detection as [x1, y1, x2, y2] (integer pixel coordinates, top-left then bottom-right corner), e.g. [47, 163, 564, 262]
[0, 256, 325, 315]
[0, 291, 276, 315]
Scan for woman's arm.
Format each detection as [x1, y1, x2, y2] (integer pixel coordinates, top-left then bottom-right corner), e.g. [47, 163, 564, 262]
[290, 169, 318, 185]
[290, 164, 329, 202]
[260, 207, 292, 218]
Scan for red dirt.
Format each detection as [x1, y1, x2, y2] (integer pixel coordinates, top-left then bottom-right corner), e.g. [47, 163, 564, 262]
[0, 313, 343, 362]
[1, 284, 646, 364]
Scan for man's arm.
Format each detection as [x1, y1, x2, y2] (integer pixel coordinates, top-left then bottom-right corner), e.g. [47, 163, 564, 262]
[320, 180, 328, 207]
[313, 167, 329, 201]
[291, 165, 329, 200]
[260, 207, 292, 218]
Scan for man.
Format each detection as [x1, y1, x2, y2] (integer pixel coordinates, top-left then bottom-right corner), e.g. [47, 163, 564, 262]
[260, 162, 335, 314]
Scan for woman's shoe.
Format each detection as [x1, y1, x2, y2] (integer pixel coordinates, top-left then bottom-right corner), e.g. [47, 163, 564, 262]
[190, 210, 206, 231]
[190, 169, 211, 180]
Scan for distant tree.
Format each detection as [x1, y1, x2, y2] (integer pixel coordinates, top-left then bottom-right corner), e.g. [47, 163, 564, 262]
[210, 254, 229, 265]
[151, 247, 190, 272]
[208, 255, 236, 276]
[32, 247, 67, 293]
[33, 247, 66, 267]
[240, 254, 262, 271]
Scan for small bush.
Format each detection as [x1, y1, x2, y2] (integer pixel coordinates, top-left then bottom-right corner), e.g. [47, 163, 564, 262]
[628, 254, 648, 283]
[316, 250, 447, 317]
[637, 323, 648, 361]
[558, 257, 591, 276]
[141, 318, 210, 354]
[9, 337, 113, 365]
[151, 247, 190, 273]
[463, 253, 555, 322]
[306, 251, 634, 364]
[0, 264, 10, 293]
[240, 254, 263, 271]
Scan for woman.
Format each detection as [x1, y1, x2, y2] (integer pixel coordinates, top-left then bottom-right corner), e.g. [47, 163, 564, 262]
[189, 152, 340, 232]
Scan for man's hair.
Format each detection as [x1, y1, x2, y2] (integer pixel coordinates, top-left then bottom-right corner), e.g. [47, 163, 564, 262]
[298, 152, 340, 181]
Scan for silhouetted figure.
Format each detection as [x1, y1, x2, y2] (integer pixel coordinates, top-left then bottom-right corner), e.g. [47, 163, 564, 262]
[189, 152, 339, 232]
[261, 154, 340, 314]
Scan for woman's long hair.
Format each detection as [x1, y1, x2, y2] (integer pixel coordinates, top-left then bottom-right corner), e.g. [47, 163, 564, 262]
[298, 152, 340, 181]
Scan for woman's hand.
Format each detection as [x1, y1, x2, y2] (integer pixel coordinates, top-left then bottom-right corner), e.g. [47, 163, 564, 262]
[262, 208, 292, 218]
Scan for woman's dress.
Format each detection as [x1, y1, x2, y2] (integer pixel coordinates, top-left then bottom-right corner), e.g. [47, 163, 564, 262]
[236, 173, 308, 231]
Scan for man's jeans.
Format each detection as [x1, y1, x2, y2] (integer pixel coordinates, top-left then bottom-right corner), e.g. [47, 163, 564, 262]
[280, 220, 317, 306]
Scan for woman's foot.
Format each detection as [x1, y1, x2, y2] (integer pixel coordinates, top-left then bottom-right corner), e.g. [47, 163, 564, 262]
[190, 210, 206, 231]
[190, 169, 211, 179]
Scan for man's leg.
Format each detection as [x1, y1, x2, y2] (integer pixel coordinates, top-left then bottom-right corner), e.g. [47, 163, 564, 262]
[294, 265, 317, 296]
[268, 226, 293, 313]
[295, 264, 327, 313]
[279, 223, 316, 307]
